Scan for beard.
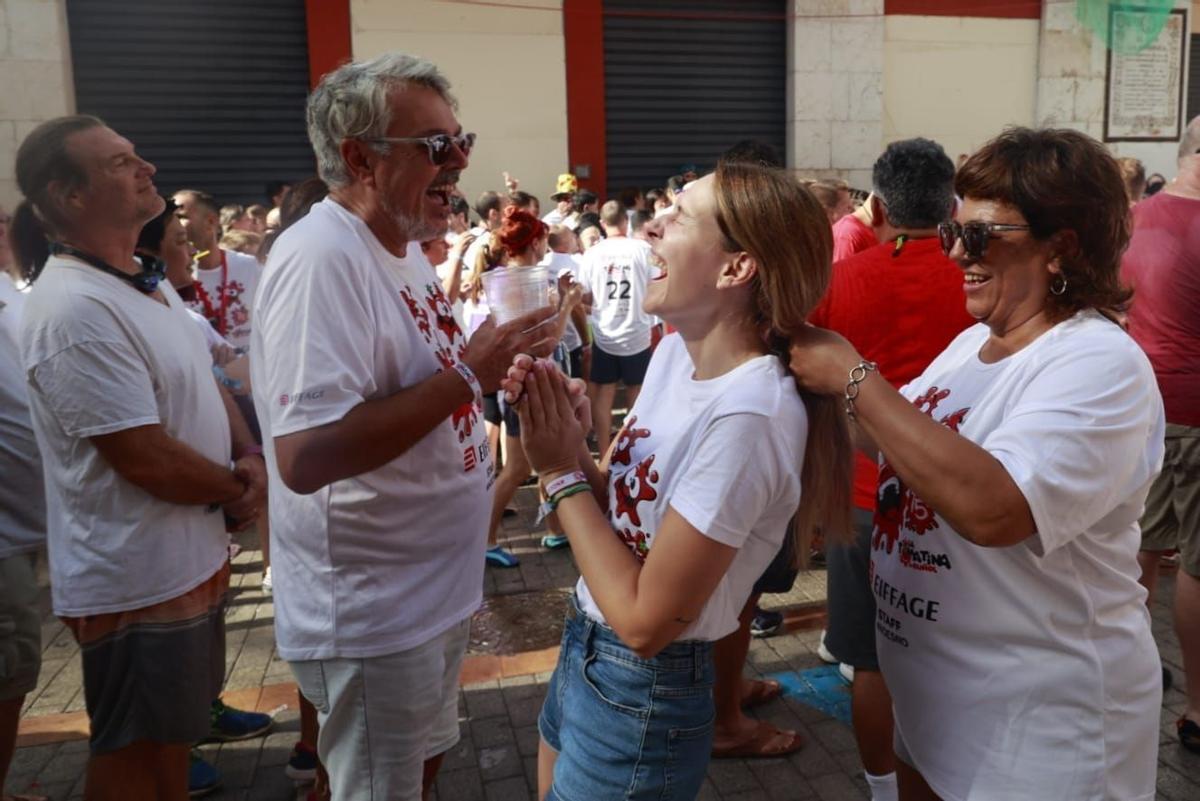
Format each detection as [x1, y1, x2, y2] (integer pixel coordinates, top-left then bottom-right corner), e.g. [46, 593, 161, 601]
[382, 194, 447, 244]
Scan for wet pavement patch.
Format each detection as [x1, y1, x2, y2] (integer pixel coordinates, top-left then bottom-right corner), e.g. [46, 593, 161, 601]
[469, 589, 571, 655]
[768, 666, 852, 725]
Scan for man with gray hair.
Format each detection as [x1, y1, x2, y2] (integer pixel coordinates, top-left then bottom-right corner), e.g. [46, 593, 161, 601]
[251, 52, 555, 800]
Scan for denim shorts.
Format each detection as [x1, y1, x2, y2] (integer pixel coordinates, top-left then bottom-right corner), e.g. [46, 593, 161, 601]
[538, 596, 715, 801]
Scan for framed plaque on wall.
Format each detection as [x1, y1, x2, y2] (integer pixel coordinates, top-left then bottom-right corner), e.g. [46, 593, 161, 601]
[1104, 6, 1188, 142]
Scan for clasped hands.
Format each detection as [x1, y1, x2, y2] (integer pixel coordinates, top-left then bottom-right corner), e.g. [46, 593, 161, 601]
[502, 355, 591, 479]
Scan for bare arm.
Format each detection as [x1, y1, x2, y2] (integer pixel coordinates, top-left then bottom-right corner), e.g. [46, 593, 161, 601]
[518, 364, 736, 656]
[274, 368, 474, 495]
[275, 305, 558, 495]
[91, 424, 244, 506]
[789, 328, 1033, 547]
[217, 378, 257, 458]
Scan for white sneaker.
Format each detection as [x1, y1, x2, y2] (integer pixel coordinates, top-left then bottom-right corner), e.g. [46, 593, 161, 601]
[839, 663, 855, 683]
[817, 630, 838, 664]
[261, 567, 272, 594]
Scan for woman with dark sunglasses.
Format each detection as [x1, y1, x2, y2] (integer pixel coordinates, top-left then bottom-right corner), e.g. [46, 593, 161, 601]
[790, 127, 1163, 801]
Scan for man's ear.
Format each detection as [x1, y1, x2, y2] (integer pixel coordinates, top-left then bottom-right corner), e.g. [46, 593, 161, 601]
[717, 251, 759, 290]
[869, 195, 888, 228]
[338, 138, 378, 188]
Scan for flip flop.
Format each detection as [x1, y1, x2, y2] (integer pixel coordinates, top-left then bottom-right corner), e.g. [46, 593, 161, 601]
[711, 720, 805, 759]
[741, 678, 783, 709]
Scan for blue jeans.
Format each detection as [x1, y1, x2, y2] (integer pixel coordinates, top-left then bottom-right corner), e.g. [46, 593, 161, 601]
[538, 596, 715, 800]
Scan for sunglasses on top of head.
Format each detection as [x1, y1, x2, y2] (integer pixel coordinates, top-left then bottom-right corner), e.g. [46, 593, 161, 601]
[937, 220, 1031, 261]
[362, 132, 476, 165]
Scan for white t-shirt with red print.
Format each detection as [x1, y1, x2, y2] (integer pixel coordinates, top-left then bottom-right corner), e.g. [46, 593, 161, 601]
[872, 311, 1164, 801]
[575, 333, 807, 642]
[187, 248, 261, 352]
[251, 199, 495, 661]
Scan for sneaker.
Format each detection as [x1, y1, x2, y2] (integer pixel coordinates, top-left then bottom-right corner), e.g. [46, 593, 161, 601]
[209, 698, 273, 741]
[839, 663, 855, 683]
[261, 566, 272, 594]
[750, 608, 783, 638]
[285, 740, 319, 782]
[1177, 716, 1200, 753]
[816, 630, 838, 664]
[485, 545, 520, 568]
[541, 533, 570, 550]
[188, 751, 221, 797]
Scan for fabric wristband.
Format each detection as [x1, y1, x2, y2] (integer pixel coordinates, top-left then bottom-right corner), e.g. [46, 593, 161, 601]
[535, 481, 592, 525]
[238, 445, 263, 458]
[453, 362, 484, 408]
[544, 470, 588, 498]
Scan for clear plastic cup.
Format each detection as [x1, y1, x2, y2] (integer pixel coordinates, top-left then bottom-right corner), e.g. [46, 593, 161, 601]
[480, 266, 552, 326]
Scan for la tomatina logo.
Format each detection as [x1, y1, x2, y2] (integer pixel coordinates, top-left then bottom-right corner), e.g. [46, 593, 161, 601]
[898, 538, 952, 573]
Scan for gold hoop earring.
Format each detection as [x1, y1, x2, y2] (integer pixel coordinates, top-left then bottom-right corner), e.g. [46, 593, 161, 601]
[1050, 274, 1068, 296]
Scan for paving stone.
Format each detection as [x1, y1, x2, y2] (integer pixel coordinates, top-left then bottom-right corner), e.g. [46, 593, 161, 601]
[810, 771, 869, 801]
[470, 715, 517, 748]
[477, 742, 524, 782]
[707, 759, 760, 794]
[437, 767, 485, 801]
[483, 775, 532, 801]
[514, 724, 541, 757]
[466, 686, 507, 719]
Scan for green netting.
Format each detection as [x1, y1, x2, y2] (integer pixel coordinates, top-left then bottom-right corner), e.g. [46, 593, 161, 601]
[1076, 0, 1176, 54]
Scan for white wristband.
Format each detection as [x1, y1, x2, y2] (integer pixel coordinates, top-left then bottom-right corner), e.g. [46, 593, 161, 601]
[544, 470, 588, 498]
[453, 362, 483, 408]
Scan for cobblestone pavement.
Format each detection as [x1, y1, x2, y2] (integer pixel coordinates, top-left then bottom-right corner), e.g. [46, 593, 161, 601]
[11, 489, 1200, 799]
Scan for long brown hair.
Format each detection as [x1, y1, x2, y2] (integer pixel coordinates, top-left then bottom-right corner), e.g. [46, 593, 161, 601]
[713, 160, 854, 554]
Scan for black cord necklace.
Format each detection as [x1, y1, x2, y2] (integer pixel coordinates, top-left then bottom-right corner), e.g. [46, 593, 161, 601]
[50, 243, 165, 294]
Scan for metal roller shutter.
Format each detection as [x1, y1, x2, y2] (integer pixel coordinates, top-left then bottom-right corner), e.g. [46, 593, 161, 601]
[65, 0, 314, 206]
[602, 0, 787, 197]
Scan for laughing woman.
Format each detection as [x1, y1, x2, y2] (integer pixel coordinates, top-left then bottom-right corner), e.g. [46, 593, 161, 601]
[504, 161, 853, 800]
[789, 128, 1164, 801]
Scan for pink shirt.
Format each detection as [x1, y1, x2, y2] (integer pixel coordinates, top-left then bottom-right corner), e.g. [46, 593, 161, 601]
[1121, 192, 1200, 427]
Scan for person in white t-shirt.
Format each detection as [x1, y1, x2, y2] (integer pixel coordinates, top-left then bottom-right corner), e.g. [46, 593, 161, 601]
[501, 160, 853, 800]
[10, 115, 266, 799]
[542, 173, 577, 226]
[173, 188, 262, 352]
[251, 54, 556, 801]
[0, 201, 49, 801]
[790, 128, 1164, 801]
[576, 199, 661, 457]
[461, 190, 504, 278]
[539, 225, 591, 381]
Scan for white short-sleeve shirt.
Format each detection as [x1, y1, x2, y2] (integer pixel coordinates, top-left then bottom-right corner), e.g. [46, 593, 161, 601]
[186, 248, 261, 352]
[251, 199, 495, 661]
[576, 334, 807, 641]
[576, 236, 660, 356]
[872, 312, 1164, 801]
[0, 288, 44, 558]
[20, 257, 230, 616]
[540, 250, 584, 352]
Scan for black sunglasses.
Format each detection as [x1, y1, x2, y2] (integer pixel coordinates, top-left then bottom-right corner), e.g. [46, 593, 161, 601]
[938, 220, 1031, 260]
[364, 132, 476, 165]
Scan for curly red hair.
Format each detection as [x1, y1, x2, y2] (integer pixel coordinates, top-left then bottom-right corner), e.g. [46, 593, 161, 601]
[496, 205, 547, 256]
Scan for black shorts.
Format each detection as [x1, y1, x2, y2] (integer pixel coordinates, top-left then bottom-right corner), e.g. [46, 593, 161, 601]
[483, 392, 502, 426]
[824, 507, 878, 670]
[752, 531, 799, 595]
[589, 345, 651, 386]
[569, 346, 585, 381]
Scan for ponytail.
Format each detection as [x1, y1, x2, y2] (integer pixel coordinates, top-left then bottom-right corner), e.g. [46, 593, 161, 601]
[464, 233, 507, 303]
[793, 391, 854, 566]
[10, 201, 51, 284]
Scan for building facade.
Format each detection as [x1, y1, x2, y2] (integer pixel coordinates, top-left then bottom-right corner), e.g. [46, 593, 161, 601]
[0, 0, 1195, 209]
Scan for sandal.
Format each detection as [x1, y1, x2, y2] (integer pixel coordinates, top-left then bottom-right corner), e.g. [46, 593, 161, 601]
[711, 720, 805, 759]
[741, 678, 783, 709]
[1178, 716, 1200, 753]
[485, 546, 520, 568]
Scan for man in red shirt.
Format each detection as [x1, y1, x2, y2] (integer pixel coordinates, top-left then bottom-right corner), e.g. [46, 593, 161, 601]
[810, 138, 973, 801]
[1122, 115, 1200, 752]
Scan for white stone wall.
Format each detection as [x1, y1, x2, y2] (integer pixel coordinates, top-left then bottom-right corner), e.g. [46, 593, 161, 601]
[789, 0, 884, 190]
[0, 0, 74, 211]
[1036, 0, 1193, 179]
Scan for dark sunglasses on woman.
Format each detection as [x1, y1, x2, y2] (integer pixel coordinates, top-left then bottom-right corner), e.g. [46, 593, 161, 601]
[938, 220, 1031, 261]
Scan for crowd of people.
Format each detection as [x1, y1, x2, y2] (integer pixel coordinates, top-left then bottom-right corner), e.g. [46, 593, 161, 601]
[0, 47, 1197, 801]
